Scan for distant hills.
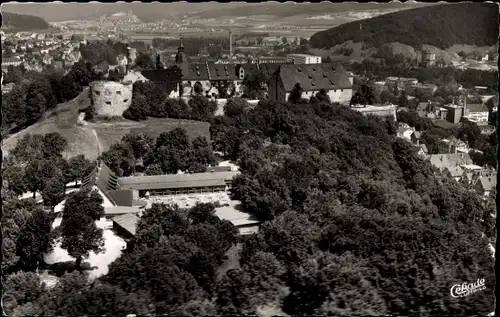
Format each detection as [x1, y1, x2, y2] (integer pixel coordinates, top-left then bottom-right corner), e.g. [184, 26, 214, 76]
[310, 3, 499, 50]
[0, 3, 252, 22]
[2, 12, 50, 31]
[1, 2, 433, 23]
[186, 2, 433, 19]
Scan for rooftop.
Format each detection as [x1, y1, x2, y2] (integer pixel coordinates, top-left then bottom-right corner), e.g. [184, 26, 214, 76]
[287, 54, 320, 58]
[105, 206, 140, 216]
[466, 103, 489, 113]
[215, 203, 260, 228]
[478, 175, 497, 191]
[112, 213, 139, 236]
[428, 153, 473, 170]
[117, 171, 240, 191]
[352, 104, 396, 112]
[461, 164, 483, 170]
[278, 62, 352, 92]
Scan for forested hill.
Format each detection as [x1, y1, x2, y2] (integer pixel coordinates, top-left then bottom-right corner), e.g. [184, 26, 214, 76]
[310, 3, 499, 50]
[2, 12, 50, 31]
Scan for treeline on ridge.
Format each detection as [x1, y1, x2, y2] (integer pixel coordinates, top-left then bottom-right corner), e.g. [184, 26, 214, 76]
[2, 12, 50, 30]
[310, 3, 499, 49]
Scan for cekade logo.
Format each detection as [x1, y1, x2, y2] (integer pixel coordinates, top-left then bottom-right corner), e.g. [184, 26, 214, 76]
[450, 279, 486, 298]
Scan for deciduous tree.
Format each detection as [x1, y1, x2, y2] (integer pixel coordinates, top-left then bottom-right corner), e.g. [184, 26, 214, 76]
[60, 189, 105, 269]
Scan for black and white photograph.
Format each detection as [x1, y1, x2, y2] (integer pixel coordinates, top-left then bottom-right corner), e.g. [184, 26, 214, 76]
[1, 2, 498, 316]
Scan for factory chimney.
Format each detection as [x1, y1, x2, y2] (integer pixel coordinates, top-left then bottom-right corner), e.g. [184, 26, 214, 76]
[229, 30, 233, 62]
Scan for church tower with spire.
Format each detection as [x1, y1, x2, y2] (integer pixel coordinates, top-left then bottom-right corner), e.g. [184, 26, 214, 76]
[175, 35, 188, 65]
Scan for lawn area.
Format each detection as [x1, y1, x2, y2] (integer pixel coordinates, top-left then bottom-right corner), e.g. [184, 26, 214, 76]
[42, 217, 126, 282]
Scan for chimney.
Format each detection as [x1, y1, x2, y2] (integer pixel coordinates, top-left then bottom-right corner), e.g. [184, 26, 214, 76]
[229, 30, 232, 62]
[464, 94, 467, 116]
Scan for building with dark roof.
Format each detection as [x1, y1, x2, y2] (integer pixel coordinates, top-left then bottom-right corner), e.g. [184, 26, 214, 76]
[268, 62, 353, 104]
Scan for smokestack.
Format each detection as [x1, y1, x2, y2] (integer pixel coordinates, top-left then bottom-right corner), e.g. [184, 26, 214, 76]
[229, 30, 233, 62]
[464, 94, 467, 116]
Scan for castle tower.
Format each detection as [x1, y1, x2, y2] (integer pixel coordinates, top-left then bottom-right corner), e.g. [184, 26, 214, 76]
[175, 35, 188, 65]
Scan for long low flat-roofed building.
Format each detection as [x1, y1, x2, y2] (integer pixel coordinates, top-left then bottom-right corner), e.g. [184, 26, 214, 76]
[351, 104, 397, 121]
[117, 171, 241, 197]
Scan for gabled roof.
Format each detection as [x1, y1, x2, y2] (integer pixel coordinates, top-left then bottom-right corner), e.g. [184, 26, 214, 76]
[277, 62, 352, 92]
[478, 175, 497, 192]
[81, 161, 119, 206]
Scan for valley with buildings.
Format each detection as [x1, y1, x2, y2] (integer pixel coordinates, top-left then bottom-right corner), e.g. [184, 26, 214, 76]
[1, 2, 498, 317]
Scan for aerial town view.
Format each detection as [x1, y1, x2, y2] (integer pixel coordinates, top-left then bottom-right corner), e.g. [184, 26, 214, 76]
[1, 2, 498, 316]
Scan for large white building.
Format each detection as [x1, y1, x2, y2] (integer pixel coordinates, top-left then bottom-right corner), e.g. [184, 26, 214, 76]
[351, 104, 397, 121]
[268, 63, 353, 105]
[463, 103, 489, 125]
[286, 54, 322, 64]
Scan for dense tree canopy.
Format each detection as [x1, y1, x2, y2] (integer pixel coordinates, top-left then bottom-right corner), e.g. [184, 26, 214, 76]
[123, 81, 217, 122]
[242, 70, 269, 100]
[310, 3, 498, 50]
[208, 100, 494, 315]
[101, 129, 216, 176]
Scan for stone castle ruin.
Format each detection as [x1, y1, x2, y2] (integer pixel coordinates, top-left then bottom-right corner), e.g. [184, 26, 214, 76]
[90, 81, 133, 118]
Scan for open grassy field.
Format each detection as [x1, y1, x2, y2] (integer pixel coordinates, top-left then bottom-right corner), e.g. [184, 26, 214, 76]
[2, 88, 211, 161]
